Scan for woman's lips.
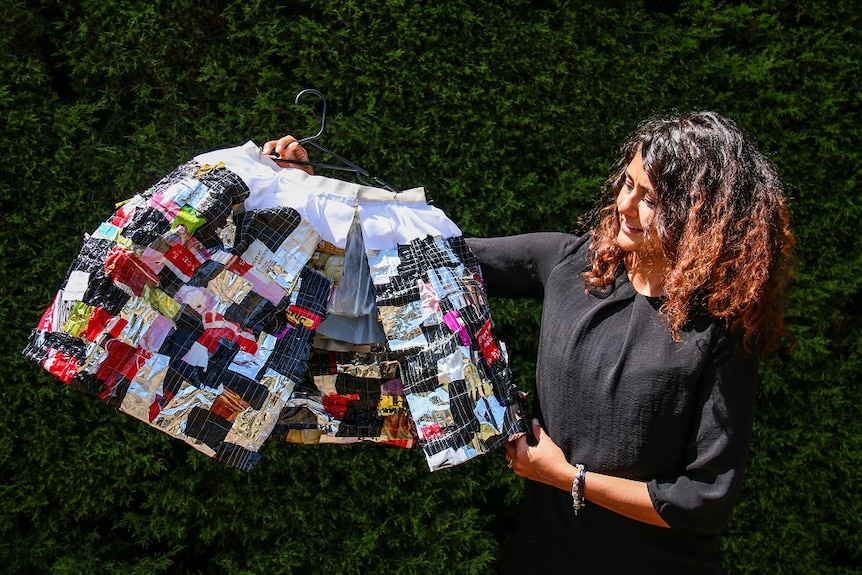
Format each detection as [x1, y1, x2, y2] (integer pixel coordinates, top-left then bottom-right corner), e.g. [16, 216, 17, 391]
[622, 220, 642, 233]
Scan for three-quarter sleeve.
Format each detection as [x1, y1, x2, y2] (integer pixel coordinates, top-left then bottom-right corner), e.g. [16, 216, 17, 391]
[647, 331, 759, 535]
[466, 232, 588, 299]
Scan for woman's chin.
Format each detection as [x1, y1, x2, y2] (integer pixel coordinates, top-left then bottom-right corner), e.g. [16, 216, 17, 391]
[616, 232, 641, 253]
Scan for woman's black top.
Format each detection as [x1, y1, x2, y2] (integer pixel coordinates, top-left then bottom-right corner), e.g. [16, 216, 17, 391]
[467, 233, 758, 574]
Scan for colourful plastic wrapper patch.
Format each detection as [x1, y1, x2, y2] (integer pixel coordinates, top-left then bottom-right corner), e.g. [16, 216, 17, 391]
[23, 159, 331, 471]
[368, 235, 523, 469]
[273, 349, 418, 448]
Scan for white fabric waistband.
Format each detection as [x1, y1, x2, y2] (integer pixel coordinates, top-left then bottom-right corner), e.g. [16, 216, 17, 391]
[194, 141, 461, 250]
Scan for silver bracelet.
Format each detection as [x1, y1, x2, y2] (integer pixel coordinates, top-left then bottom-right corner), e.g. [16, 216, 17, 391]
[571, 464, 586, 515]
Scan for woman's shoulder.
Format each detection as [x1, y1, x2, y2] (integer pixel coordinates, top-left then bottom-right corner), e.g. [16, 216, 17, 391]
[520, 231, 591, 260]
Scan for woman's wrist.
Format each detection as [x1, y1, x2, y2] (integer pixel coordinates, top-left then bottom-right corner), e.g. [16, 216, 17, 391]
[546, 462, 578, 493]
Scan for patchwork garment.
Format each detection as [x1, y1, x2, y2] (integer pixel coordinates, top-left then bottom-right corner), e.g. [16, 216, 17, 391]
[24, 141, 526, 471]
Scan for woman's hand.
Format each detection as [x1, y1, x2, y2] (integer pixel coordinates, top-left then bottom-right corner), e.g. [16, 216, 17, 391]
[506, 419, 671, 527]
[505, 419, 576, 492]
[261, 135, 314, 175]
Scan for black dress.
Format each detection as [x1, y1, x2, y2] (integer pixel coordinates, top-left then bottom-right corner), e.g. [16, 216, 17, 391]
[467, 233, 758, 574]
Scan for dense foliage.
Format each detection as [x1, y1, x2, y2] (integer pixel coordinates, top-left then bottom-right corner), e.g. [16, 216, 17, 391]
[1, 1, 859, 573]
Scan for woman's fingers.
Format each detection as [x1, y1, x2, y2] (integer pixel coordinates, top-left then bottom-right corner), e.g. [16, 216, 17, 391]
[274, 135, 298, 158]
[262, 135, 314, 175]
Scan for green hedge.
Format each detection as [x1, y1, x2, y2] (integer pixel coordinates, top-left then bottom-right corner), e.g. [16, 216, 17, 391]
[1, 1, 859, 573]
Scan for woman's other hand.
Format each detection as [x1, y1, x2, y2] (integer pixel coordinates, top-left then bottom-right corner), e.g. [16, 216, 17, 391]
[506, 418, 670, 527]
[505, 419, 576, 492]
[261, 135, 314, 175]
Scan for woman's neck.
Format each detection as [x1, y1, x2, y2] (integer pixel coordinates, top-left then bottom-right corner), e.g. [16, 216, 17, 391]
[626, 252, 668, 297]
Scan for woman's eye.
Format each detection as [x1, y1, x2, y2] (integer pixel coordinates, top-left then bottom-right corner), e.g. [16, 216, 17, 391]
[642, 196, 656, 208]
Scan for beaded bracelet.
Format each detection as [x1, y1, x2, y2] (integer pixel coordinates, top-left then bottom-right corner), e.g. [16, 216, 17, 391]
[571, 463, 586, 515]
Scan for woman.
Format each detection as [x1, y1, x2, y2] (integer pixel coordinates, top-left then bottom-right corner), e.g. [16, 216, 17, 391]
[264, 110, 795, 573]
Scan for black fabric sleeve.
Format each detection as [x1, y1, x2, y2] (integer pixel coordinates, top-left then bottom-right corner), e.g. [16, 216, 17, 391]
[466, 232, 587, 299]
[647, 331, 759, 535]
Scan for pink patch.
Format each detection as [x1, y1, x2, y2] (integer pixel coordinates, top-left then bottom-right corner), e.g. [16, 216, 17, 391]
[443, 310, 471, 347]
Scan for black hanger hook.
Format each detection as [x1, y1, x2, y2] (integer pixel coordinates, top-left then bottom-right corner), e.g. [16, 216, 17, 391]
[294, 88, 327, 144]
[282, 88, 399, 192]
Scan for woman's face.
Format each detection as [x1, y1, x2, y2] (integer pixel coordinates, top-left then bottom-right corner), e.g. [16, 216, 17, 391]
[615, 151, 660, 256]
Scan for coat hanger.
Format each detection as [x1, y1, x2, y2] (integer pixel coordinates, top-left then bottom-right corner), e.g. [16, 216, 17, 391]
[267, 88, 398, 192]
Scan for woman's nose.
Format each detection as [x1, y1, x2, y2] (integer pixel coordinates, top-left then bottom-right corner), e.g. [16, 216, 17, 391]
[617, 189, 637, 214]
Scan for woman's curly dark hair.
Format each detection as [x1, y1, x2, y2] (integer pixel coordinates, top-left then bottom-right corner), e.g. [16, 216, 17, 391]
[584, 111, 795, 357]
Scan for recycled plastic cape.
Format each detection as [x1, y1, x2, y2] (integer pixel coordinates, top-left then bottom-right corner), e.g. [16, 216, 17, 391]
[23, 141, 527, 471]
